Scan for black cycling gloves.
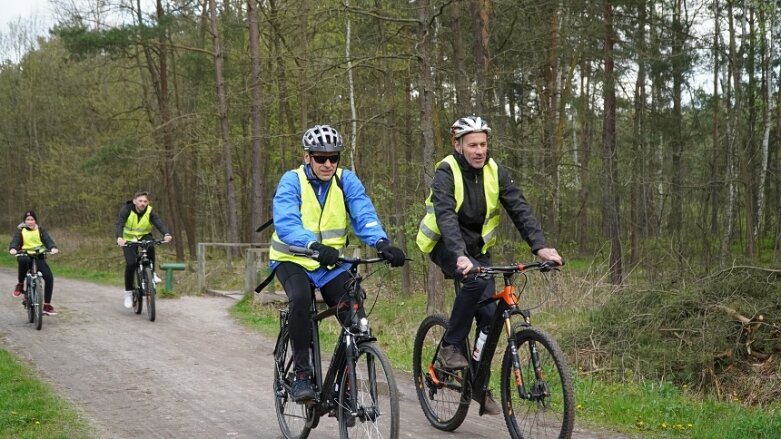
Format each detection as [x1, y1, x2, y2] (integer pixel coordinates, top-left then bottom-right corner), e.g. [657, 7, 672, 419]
[376, 240, 406, 267]
[310, 242, 340, 267]
[309, 240, 406, 268]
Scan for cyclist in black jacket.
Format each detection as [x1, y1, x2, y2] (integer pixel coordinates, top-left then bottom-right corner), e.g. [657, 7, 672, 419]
[416, 116, 562, 415]
[9, 210, 60, 315]
[115, 191, 172, 308]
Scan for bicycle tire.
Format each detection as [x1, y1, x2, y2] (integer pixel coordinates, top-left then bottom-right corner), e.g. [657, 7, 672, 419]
[338, 341, 399, 439]
[144, 267, 156, 322]
[501, 325, 575, 439]
[25, 275, 34, 323]
[33, 278, 43, 330]
[273, 318, 314, 439]
[133, 269, 143, 314]
[412, 314, 470, 431]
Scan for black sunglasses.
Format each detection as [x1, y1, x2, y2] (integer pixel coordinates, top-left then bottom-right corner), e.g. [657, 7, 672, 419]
[311, 154, 340, 164]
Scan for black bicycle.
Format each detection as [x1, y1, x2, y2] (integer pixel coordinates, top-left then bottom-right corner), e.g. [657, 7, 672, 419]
[125, 239, 165, 322]
[413, 260, 574, 438]
[16, 248, 51, 330]
[273, 246, 400, 439]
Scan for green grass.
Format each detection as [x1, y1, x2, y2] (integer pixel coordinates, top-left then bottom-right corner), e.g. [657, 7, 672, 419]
[0, 350, 93, 438]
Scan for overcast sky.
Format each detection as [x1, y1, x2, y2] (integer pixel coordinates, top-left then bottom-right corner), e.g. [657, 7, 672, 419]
[0, 0, 53, 31]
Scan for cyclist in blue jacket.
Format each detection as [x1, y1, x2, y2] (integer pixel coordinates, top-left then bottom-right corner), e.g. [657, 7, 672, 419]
[269, 124, 406, 402]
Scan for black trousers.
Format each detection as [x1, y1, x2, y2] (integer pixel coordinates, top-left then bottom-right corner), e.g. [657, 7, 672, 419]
[275, 262, 363, 378]
[17, 255, 55, 303]
[430, 242, 496, 347]
[122, 240, 156, 291]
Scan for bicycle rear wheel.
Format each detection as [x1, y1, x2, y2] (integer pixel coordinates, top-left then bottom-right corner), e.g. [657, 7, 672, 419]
[33, 279, 43, 330]
[501, 325, 574, 439]
[273, 314, 314, 439]
[412, 314, 470, 431]
[143, 267, 156, 322]
[338, 341, 399, 439]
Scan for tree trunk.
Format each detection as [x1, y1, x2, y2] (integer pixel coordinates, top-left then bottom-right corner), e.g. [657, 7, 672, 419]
[471, 0, 490, 113]
[753, 5, 771, 248]
[417, 0, 443, 314]
[601, 1, 622, 285]
[209, 0, 240, 254]
[629, 0, 647, 268]
[668, 0, 684, 251]
[248, 0, 267, 242]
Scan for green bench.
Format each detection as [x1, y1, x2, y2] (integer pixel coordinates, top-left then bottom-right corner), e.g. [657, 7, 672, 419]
[159, 262, 186, 292]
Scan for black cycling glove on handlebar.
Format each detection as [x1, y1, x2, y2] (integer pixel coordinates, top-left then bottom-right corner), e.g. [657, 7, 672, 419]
[310, 242, 340, 267]
[376, 240, 406, 267]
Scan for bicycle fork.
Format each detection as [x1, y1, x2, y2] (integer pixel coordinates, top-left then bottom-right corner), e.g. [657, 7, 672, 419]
[506, 317, 548, 402]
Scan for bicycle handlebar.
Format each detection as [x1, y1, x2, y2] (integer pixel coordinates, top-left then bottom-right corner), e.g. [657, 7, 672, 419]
[288, 245, 385, 265]
[13, 248, 54, 257]
[123, 239, 167, 249]
[464, 259, 564, 276]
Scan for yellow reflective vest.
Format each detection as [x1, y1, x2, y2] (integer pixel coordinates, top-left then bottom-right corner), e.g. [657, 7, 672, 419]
[417, 155, 500, 254]
[270, 167, 349, 270]
[21, 227, 44, 252]
[123, 206, 153, 241]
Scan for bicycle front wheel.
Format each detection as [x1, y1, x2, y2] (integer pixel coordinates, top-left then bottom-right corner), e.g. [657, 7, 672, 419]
[273, 316, 313, 439]
[25, 276, 34, 323]
[501, 325, 575, 439]
[143, 267, 156, 322]
[133, 269, 143, 315]
[412, 314, 470, 431]
[338, 341, 399, 439]
[33, 279, 43, 330]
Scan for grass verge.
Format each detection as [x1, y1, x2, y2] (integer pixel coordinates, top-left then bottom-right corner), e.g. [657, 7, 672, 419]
[0, 350, 93, 438]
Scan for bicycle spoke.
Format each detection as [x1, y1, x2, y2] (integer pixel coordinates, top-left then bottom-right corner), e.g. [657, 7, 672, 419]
[412, 315, 469, 432]
[339, 342, 398, 439]
[502, 327, 574, 439]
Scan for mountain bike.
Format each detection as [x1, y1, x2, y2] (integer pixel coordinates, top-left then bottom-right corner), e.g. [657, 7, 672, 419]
[272, 245, 400, 439]
[16, 248, 51, 330]
[125, 239, 165, 322]
[413, 260, 574, 438]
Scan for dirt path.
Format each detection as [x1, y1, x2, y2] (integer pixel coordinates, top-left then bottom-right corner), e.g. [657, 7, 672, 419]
[0, 269, 627, 438]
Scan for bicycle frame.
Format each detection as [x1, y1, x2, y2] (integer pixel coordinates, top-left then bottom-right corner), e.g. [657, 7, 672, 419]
[465, 269, 533, 410]
[17, 249, 50, 330]
[432, 262, 555, 412]
[308, 279, 374, 420]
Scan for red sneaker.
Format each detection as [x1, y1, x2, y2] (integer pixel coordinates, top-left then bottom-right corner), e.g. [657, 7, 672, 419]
[43, 304, 57, 316]
[12, 282, 23, 297]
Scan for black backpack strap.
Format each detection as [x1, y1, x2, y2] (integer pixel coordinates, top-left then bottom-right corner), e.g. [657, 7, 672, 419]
[255, 218, 273, 233]
[254, 266, 278, 293]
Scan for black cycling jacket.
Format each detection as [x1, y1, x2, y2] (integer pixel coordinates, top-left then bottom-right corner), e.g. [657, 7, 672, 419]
[429, 153, 547, 258]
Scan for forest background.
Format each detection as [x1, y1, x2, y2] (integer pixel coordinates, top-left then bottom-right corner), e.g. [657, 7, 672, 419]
[1, 0, 781, 426]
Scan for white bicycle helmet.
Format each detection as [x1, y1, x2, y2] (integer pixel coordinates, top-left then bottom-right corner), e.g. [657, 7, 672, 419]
[450, 116, 491, 139]
[302, 124, 344, 153]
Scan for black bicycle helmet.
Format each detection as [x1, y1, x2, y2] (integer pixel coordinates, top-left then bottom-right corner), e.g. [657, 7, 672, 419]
[450, 116, 491, 139]
[302, 124, 344, 153]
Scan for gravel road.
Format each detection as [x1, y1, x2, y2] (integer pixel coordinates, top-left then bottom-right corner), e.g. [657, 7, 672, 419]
[0, 269, 628, 438]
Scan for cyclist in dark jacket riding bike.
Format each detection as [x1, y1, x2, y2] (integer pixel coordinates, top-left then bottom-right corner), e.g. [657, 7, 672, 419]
[416, 116, 562, 415]
[115, 191, 172, 309]
[270, 124, 406, 402]
[9, 210, 60, 315]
